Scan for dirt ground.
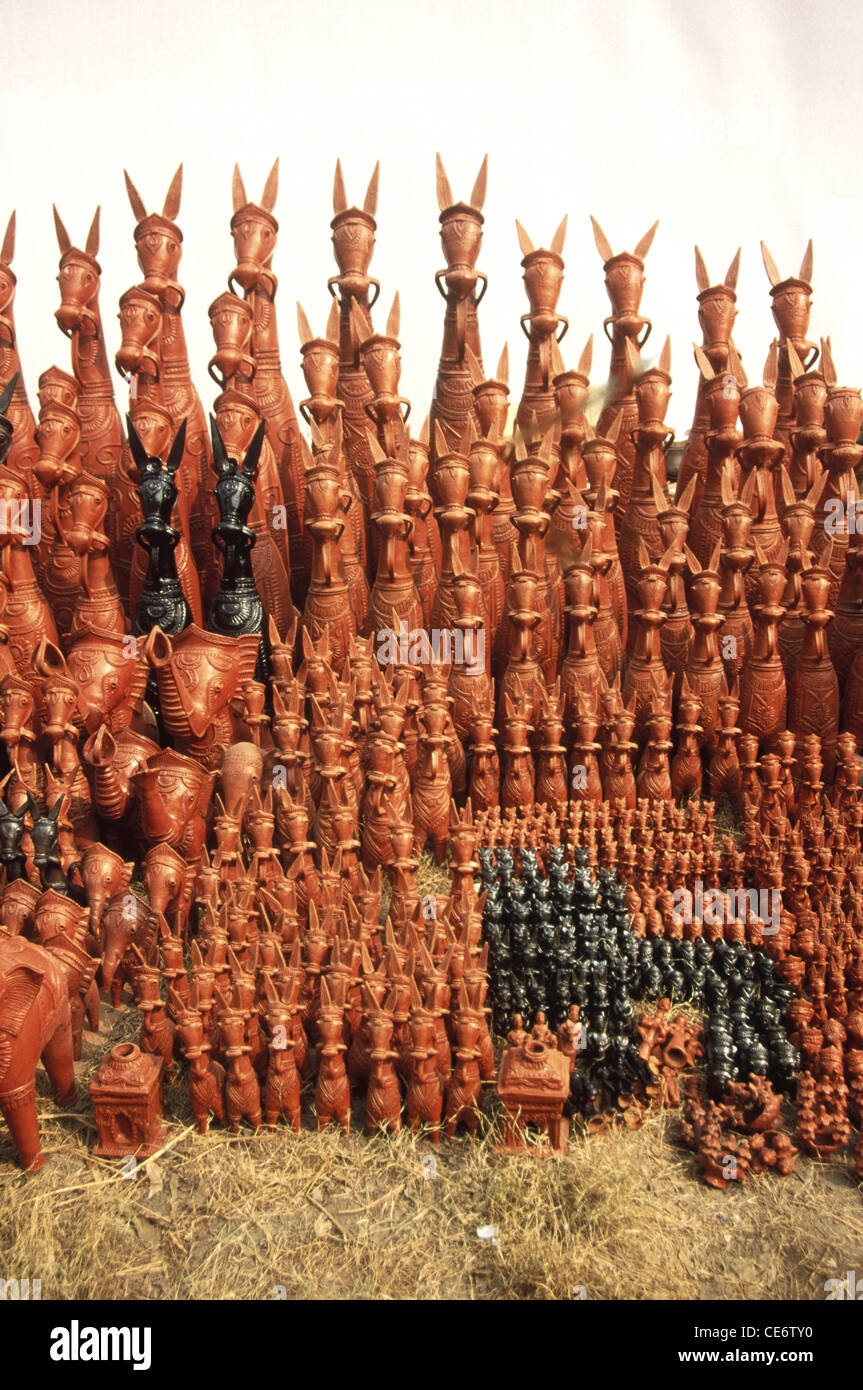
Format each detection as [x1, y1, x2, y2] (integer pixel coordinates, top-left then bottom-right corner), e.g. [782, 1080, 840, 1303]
[1, 995, 861, 1302]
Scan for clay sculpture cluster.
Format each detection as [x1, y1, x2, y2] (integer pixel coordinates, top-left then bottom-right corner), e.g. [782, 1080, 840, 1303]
[0, 156, 862, 1186]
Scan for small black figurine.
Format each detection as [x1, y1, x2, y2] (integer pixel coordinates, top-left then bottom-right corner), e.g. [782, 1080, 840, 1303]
[207, 414, 269, 680]
[26, 793, 86, 905]
[130, 415, 191, 639]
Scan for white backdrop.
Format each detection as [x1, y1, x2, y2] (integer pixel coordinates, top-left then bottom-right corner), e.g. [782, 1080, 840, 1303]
[2, 0, 862, 434]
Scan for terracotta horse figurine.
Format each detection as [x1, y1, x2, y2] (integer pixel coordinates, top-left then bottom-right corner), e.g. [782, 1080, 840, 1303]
[122, 166, 212, 591]
[674, 246, 740, 507]
[328, 159, 381, 522]
[52, 205, 125, 577]
[429, 154, 488, 477]
[229, 160, 307, 607]
[591, 215, 659, 518]
[0, 213, 39, 489]
[760, 238, 817, 462]
[514, 217, 569, 443]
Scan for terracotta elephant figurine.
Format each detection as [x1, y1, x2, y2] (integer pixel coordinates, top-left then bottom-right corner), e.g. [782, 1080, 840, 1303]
[99, 891, 160, 1008]
[0, 931, 77, 1170]
[79, 843, 134, 946]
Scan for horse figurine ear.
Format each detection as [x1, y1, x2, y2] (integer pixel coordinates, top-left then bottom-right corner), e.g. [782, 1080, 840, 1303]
[363, 161, 380, 218]
[232, 164, 248, 214]
[126, 415, 150, 474]
[124, 170, 148, 223]
[787, 341, 806, 381]
[86, 207, 101, 258]
[693, 343, 715, 381]
[550, 214, 568, 257]
[724, 248, 741, 291]
[332, 159, 348, 216]
[694, 245, 711, 293]
[0, 212, 14, 269]
[166, 419, 188, 474]
[590, 215, 614, 263]
[634, 220, 659, 260]
[515, 220, 535, 258]
[470, 154, 488, 212]
[763, 340, 779, 393]
[53, 205, 72, 256]
[260, 158, 279, 214]
[435, 153, 454, 212]
[799, 239, 814, 284]
[778, 466, 796, 512]
[210, 414, 229, 471]
[163, 165, 183, 222]
[496, 341, 509, 386]
[242, 419, 267, 479]
[760, 240, 782, 288]
[678, 473, 697, 517]
[0, 372, 19, 418]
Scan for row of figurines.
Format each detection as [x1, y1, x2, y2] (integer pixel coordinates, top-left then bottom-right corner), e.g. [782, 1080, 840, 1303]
[6, 353, 863, 731]
[0, 531, 859, 889]
[0, 158, 859, 715]
[0, 154, 837, 626]
[475, 793, 863, 974]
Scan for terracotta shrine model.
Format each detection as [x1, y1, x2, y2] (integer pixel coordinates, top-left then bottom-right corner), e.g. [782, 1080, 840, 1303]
[0, 157, 862, 1197]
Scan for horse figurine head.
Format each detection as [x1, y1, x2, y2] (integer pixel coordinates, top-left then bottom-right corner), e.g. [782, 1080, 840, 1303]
[123, 165, 185, 308]
[229, 160, 280, 296]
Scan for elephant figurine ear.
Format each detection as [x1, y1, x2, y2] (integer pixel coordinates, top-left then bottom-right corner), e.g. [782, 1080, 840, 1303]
[166, 419, 187, 474]
[0, 964, 44, 1039]
[241, 418, 267, 480]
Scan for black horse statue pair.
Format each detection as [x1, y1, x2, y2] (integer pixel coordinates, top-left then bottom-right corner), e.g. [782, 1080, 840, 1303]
[129, 412, 268, 674]
[0, 792, 85, 902]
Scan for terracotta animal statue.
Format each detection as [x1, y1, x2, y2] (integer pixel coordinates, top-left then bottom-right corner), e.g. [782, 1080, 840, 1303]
[123, 166, 212, 584]
[99, 891, 159, 1007]
[52, 204, 126, 578]
[0, 929, 77, 1169]
[173, 999, 226, 1133]
[675, 247, 740, 508]
[591, 215, 659, 515]
[514, 217, 569, 440]
[261, 976, 301, 1131]
[219, 1008, 262, 1132]
[228, 160, 307, 606]
[314, 978, 351, 1134]
[328, 159, 381, 522]
[444, 1011, 483, 1138]
[0, 214, 40, 489]
[429, 154, 488, 472]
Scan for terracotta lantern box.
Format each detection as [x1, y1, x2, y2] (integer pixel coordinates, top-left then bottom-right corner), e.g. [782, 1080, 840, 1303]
[497, 1037, 571, 1155]
[89, 1043, 166, 1159]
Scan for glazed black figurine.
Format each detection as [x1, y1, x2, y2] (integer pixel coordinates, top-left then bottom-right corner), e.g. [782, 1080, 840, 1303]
[26, 793, 86, 904]
[0, 792, 27, 880]
[0, 373, 19, 464]
[207, 415, 269, 680]
[130, 416, 191, 638]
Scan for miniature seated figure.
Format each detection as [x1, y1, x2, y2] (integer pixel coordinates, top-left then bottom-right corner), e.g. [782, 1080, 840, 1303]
[530, 1009, 557, 1049]
[507, 1012, 527, 1048]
